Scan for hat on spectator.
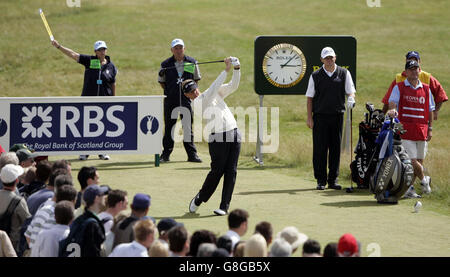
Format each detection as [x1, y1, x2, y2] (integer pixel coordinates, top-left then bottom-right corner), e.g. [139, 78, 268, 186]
[94, 40, 108, 51]
[269, 238, 292, 257]
[157, 218, 183, 235]
[132, 193, 151, 210]
[406, 51, 420, 60]
[0, 164, 24, 184]
[321, 47, 336, 59]
[276, 226, 308, 250]
[171, 38, 184, 48]
[16, 149, 37, 163]
[9, 144, 31, 153]
[337, 233, 358, 257]
[83, 185, 109, 206]
[405, 60, 420, 70]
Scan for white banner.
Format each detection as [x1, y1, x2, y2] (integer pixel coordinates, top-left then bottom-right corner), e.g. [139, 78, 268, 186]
[0, 96, 164, 155]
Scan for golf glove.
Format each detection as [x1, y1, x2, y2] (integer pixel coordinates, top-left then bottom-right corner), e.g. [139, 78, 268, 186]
[230, 57, 240, 67]
[347, 96, 355, 109]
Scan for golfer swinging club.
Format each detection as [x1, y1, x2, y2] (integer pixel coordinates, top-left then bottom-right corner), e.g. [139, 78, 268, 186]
[187, 57, 241, 216]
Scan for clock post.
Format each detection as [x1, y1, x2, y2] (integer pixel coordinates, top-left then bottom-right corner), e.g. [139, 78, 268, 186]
[253, 35, 357, 165]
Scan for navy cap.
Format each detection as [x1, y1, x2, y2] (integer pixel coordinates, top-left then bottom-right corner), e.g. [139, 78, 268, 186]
[405, 60, 420, 70]
[16, 149, 37, 163]
[132, 193, 151, 210]
[406, 51, 420, 60]
[182, 79, 198, 94]
[83, 185, 109, 206]
[157, 218, 183, 234]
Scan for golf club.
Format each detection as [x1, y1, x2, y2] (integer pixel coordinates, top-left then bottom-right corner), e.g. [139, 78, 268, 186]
[158, 60, 224, 76]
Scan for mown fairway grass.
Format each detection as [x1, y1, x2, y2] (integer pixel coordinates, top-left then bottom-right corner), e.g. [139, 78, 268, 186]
[1, 0, 449, 256]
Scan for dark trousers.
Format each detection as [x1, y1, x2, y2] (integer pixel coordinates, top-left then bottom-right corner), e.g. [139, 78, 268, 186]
[312, 113, 343, 184]
[198, 129, 241, 211]
[162, 101, 197, 158]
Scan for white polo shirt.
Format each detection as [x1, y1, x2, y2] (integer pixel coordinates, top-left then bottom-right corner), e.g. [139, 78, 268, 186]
[108, 240, 149, 257]
[305, 64, 356, 98]
[225, 230, 240, 250]
[192, 69, 240, 135]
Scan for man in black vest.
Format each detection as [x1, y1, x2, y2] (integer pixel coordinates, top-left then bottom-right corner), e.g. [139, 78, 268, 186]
[158, 39, 202, 163]
[306, 47, 356, 190]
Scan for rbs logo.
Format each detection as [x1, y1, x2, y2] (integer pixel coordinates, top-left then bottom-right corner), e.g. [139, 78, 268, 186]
[10, 102, 138, 152]
[59, 105, 125, 138]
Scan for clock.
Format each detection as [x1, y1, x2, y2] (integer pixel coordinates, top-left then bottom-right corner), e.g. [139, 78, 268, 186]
[262, 43, 307, 88]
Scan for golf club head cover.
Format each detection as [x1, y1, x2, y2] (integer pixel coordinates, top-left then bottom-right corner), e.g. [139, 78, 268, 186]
[230, 57, 240, 67]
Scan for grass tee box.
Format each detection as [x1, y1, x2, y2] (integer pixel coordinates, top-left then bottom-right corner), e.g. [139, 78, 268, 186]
[0, 96, 164, 157]
[254, 36, 357, 95]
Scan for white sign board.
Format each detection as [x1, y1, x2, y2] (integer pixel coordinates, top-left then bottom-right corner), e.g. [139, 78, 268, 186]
[0, 96, 164, 156]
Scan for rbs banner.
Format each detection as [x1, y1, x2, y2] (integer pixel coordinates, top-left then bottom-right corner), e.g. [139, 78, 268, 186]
[0, 96, 164, 155]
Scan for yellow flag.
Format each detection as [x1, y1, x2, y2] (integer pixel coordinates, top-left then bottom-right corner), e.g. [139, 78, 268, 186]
[39, 9, 54, 41]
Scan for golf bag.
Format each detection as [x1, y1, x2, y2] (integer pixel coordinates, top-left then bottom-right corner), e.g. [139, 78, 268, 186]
[370, 117, 414, 204]
[350, 103, 385, 188]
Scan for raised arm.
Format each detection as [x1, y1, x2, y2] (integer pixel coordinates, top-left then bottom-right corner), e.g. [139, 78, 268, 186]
[52, 40, 80, 62]
[218, 57, 240, 98]
[196, 59, 230, 101]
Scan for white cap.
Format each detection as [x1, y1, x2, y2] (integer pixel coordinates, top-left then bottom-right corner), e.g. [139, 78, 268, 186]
[0, 164, 24, 184]
[321, 47, 336, 59]
[171, 38, 185, 48]
[94, 40, 108, 51]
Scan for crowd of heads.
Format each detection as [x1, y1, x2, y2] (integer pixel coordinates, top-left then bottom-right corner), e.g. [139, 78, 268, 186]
[0, 147, 361, 258]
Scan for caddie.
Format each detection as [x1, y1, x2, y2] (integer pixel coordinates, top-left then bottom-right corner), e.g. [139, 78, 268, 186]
[387, 60, 434, 198]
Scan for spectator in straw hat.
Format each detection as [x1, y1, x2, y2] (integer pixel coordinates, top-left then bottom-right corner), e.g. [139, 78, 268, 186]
[276, 226, 308, 254]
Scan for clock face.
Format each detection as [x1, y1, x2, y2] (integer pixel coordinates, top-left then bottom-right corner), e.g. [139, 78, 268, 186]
[262, 43, 307, 88]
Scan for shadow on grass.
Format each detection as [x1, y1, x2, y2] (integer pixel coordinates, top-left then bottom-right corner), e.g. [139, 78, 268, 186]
[175, 165, 294, 171]
[319, 188, 372, 197]
[320, 200, 382, 208]
[153, 213, 217, 220]
[235, 188, 317, 196]
[69, 161, 156, 171]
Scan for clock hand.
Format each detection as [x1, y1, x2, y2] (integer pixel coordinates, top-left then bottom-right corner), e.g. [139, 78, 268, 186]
[282, 65, 301, 67]
[280, 56, 295, 68]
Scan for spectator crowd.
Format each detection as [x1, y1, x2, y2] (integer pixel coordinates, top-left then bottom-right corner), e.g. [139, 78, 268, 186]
[0, 146, 361, 258]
